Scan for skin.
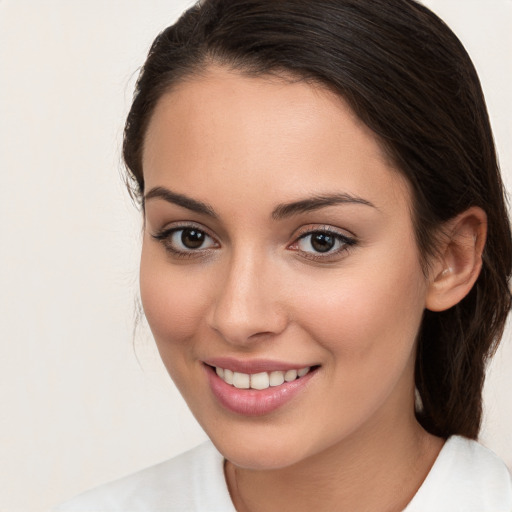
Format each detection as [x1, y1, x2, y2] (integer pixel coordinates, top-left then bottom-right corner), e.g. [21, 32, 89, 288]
[139, 66, 473, 511]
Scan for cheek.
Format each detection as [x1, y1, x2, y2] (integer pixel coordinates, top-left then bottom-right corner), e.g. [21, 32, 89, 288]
[293, 254, 427, 372]
[289, 260, 426, 430]
[139, 243, 209, 349]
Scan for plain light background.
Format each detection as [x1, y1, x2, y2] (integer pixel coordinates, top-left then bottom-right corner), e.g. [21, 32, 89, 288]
[0, 1, 511, 510]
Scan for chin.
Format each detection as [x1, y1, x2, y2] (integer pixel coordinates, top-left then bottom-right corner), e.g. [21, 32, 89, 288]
[204, 424, 324, 470]
[219, 442, 304, 470]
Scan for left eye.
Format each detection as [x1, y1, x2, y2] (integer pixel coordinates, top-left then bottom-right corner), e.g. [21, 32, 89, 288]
[170, 228, 216, 251]
[152, 226, 218, 256]
[296, 231, 352, 254]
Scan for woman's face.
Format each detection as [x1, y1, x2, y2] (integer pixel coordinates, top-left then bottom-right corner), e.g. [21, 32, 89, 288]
[140, 67, 430, 469]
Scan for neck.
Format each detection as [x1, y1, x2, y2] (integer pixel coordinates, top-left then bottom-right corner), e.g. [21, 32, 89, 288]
[225, 409, 444, 512]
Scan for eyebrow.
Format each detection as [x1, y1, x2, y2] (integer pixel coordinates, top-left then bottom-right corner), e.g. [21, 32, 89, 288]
[144, 186, 217, 218]
[271, 193, 375, 220]
[144, 186, 375, 219]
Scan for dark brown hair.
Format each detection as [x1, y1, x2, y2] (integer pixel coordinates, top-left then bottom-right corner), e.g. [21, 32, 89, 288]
[123, 0, 512, 439]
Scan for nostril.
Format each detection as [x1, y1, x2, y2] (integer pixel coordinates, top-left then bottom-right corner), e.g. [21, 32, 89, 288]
[208, 310, 288, 346]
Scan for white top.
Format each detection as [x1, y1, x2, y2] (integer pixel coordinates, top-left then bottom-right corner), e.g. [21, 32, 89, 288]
[55, 436, 512, 511]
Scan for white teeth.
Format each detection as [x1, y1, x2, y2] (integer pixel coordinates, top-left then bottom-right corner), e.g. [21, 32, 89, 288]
[224, 368, 234, 385]
[250, 372, 270, 390]
[233, 372, 250, 389]
[269, 371, 285, 387]
[284, 369, 297, 382]
[215, 366, 312, 389]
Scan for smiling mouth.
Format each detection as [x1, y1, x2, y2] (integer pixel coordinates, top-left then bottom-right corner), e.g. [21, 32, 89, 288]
[210, 365, 315, 390]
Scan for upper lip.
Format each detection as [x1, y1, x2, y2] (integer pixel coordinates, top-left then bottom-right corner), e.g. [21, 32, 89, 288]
[203, 357, 316, 374]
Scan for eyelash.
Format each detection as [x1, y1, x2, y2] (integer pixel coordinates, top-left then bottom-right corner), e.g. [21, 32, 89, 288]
[291, 226, 357, 262]
[151, 223, 218, 259]
[151, 224, 356, 261]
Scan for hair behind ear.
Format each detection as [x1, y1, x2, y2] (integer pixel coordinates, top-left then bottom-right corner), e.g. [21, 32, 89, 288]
[415, 207, 510, 438]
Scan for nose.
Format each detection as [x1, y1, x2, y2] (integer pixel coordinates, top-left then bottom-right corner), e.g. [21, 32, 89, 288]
[207, 250, 288, 346]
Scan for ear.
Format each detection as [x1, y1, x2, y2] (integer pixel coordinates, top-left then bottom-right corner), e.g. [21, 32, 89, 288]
[425, 207, 487, 312]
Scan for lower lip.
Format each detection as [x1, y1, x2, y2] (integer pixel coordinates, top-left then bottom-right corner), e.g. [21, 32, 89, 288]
[205, 365, 317, 416]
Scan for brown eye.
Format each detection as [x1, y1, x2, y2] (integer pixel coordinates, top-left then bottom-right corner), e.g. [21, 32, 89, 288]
[152, 226, 218, 256]
[310, 233, 335, 253]
[181, 229, 206, 249]
[294, 229, 356, 258]
[298, 231, 338, 253]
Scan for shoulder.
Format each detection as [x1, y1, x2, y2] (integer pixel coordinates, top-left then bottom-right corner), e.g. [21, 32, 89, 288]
[52, 441, 236, 512]
[406, 436, 512, 511]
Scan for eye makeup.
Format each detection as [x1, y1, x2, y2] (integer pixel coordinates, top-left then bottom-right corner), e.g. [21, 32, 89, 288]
[151, 221, 357, 263]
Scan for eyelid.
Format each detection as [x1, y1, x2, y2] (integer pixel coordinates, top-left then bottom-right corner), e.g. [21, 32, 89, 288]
[152, 220, 217, 238]
[293, 224, 356, 240]
[288, 224, 357, 260]
[151, 221, 220, 257]
[150, 221, 356, 261]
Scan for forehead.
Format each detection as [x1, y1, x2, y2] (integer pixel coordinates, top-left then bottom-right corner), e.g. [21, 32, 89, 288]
[142, 66, 410, 214]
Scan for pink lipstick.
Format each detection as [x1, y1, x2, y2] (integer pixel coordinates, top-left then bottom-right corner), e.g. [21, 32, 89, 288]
[204, 358, 318, 416]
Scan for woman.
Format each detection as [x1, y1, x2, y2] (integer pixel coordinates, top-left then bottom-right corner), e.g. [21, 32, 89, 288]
[57, 0, 512, 510]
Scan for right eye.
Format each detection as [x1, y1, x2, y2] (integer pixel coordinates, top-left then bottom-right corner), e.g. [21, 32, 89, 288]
[152, 226, 218, 257]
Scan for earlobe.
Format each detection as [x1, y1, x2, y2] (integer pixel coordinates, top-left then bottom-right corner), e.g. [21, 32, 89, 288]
[425, 207, 487, 312]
